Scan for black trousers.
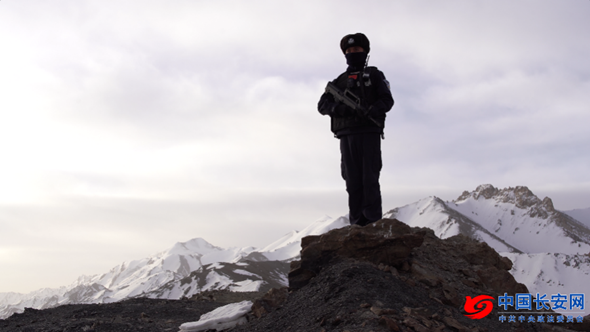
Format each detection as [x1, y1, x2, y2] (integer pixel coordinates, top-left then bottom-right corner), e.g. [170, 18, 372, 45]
[339, 133, 383, 226]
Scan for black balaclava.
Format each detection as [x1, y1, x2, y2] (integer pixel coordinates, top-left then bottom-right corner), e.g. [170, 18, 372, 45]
[345, 51, 368, 71]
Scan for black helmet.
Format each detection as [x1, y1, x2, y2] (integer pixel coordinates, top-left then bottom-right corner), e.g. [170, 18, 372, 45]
[340, 33, 370, 54]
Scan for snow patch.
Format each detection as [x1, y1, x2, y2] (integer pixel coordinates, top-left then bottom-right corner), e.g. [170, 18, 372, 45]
[229, 280, 264, 292]
[233, 269, 259, 278]
[179, 300, 252, 331]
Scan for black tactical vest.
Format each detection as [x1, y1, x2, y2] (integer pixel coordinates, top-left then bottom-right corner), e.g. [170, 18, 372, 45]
[331, 66, 383, 134]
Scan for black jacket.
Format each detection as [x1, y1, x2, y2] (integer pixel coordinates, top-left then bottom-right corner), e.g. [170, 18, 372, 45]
[318, 66, 394, 137]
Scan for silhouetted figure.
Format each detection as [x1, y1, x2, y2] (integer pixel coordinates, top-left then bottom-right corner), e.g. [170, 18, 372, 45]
[318, 33, 394, 226]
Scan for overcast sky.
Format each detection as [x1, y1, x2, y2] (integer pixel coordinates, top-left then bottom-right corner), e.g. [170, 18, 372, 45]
[1, 0, 589, 294]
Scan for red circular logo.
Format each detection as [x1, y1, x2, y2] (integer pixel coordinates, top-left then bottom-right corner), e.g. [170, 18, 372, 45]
[464, 295, 494, 319]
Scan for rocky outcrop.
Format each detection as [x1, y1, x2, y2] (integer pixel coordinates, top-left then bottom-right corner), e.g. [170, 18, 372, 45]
[251, 287, 288, 318]
[289, 219, 425, 291]
[290, 219, 526, 298]
[235, 219, 585, 332]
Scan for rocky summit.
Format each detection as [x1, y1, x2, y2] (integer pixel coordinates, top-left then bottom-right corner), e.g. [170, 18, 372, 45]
[235, 219, 588, 332]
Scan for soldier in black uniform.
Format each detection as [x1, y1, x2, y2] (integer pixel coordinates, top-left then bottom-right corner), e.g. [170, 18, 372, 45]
[318, 33, 394, 226]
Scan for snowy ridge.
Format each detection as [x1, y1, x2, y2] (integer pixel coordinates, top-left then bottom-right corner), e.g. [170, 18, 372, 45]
[386, 185, 590, 254]
[78, 237, 258, 302]
[0, 216, 348, 319]
[449, 185, 590, 254]
[257, 215, 349, 261]
[384, 196, 521, 253]
[145, 260, 290, 300]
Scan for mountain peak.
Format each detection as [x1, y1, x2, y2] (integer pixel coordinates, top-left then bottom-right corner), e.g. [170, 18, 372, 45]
[456, 184, 554, 212]
[166, 238, 221, 256]
[474, 183, 499, 199]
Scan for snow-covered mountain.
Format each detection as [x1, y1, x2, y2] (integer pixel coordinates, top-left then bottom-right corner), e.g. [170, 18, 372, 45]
[385, 184, 590, 254]
[0, 216, 349, 319]
[385, 184, 590, 307]
[2, 184, 589, 319]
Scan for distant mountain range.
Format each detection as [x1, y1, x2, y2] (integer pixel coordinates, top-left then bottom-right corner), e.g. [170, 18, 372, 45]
[0, 215, 348, 319]
[1, 184, 589, 319]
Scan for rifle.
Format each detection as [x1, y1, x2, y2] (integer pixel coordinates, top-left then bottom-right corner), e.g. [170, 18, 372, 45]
[325, 82, 382, 128]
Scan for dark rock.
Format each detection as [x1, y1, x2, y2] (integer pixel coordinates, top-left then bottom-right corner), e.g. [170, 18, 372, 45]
[542, 197, 556, 213]
[251, 287, 288, 318]
[0, 296, 258, 332]
[440, 283, 461, 307]
[474, 184, 499, 200]
[378, 315, 400, 331]
[289, 218, 425, 290]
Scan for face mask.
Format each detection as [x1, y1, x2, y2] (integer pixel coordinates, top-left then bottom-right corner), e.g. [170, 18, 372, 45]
[345, 52, 368, 69]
